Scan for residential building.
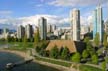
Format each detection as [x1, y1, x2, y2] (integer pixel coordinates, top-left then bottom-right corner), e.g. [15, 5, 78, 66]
[105, 20, 108, 35]
[17, 25, 25, 39]
[70, 9, 80, 41]
[3, 28, 9, 39]
[47, 24, 52, 33]
[93, 6, 103, 42]
[38, 17, 47, 40]
[25, 24, 33, 39]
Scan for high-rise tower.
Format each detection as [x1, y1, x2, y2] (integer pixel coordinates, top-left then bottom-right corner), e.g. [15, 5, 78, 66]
[93, 6, 103, 42]
[70, 9, 80, 41]
[38, 17, 47, 40]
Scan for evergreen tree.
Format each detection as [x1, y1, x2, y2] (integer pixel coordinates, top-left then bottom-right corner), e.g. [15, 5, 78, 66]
[103, 33, 108, 49]
[91, 54, 98, 64]
[23, 34, 27, 48]
[34, 29, 40, 47]
[61, 47, 70, 60]
[82, 49, 89, 59]
[94, 33, 100, 47]
[84, 37, 90, 44]
[104, 56, 108, 63]
[50, 45, 59, 58]
[101, 61, 106, 71]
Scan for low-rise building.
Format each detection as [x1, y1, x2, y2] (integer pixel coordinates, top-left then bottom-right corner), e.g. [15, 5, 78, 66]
[46, 40, 86, 53]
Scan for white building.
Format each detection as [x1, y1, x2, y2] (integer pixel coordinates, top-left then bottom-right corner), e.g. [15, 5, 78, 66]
[25, 24, 33, 39]
[38, 17, 47, 40]
[70, 9, 80, 41]
[17, 25, 25, 39]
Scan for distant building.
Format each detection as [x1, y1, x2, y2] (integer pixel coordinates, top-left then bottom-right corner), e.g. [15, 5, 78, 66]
[25, 24, 33, 39]
[38, 17, 47, 40]
[70, 9, 80, 41]
[3, 28, 9, 39]
[80, 25, 89, 39]
[105, 20, 108, 35]
[0, 29, 3, 34]
[17, 25, 25, 39]
[52, 25, 57, 32]
[93, 6, 103, 42]
[81, 25, 89, 35]
[89, 23, 93, 32]
[47, 24, 52, 33]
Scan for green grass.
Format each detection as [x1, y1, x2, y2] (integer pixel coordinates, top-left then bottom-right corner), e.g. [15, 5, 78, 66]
[35, 56, 72, 67]
[79, 65, 102, 71]
[3, 42, 34, 51]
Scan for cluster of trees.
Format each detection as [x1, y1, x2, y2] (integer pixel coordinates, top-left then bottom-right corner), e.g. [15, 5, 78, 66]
[36, 45, 70, 60]
[83, 37, 99, 64]
[6, 36, 34, 42]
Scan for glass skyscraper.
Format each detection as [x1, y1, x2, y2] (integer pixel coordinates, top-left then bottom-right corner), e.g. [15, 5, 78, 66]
[93, 6, 103, 42]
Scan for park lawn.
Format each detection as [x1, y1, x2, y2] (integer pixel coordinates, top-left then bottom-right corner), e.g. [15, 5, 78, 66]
[35, 56, 72, 67]
[79, 65, 102, 71]
[5, 42, 34, 51]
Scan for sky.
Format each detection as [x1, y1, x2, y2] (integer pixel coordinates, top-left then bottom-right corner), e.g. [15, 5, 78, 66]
[0, 0, 108, 29]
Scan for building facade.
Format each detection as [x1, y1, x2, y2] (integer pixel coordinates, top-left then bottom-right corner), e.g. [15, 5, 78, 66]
[17, 25, 25, 39]
[47, 24, 52, 33]
[25, 24, 33, 39]
[3, 28, 9, 39]
[93, 6, 103, 42]
[70, 9, 80, 41]
[38, 17, 47, 40]
[105, 20, 108, 35]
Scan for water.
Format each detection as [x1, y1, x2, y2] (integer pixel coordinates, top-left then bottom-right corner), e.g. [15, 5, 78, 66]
[0, 52, 60, 71]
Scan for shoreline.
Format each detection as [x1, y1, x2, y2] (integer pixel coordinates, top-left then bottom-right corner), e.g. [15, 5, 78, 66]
[0, 49, 74, 71]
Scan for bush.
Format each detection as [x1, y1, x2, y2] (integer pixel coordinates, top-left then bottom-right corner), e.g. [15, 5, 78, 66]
[71, 52, 81, 63]
[101, 61, 106, 71]
[82, 49, 89, 59]
[91, 54, 98, 64]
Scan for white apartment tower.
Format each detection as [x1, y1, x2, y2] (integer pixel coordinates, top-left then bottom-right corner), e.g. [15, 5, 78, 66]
[25, 24, 33, 39]
[70, 9, 80, 41]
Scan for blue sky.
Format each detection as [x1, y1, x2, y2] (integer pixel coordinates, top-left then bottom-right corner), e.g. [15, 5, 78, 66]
[0, 0, 108, 29]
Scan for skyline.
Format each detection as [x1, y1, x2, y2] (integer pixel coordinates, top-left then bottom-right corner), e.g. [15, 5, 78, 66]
[0, 0, 108, 29]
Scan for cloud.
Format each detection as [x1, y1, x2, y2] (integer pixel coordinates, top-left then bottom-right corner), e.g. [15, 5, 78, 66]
[48, 0, 108, 7]
[0, 14, 93, 29]
[0, 14, 69, 29]
[18, 14, 63, 26]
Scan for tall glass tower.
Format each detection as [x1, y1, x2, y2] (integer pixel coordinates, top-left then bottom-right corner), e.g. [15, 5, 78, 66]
[93, 6, 103, 42]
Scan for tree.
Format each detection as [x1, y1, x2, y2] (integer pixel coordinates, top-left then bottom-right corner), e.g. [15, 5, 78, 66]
[101, 61, 106, 71]
[86, 43, 95, 56]
[23, 34, 28, 48]
[82, 49, 89, 59]
[61, 47, 70, 60]
[94, 33, 100, 47]
[50, 45, 59, 59]
[34, 29, 40, 46]
[104, 56, 108, 63]
[91, 54, 98, 64]
[71, 52, 81, 63]
[103, 33, 108, 49]
[84, 37, 90, 44]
